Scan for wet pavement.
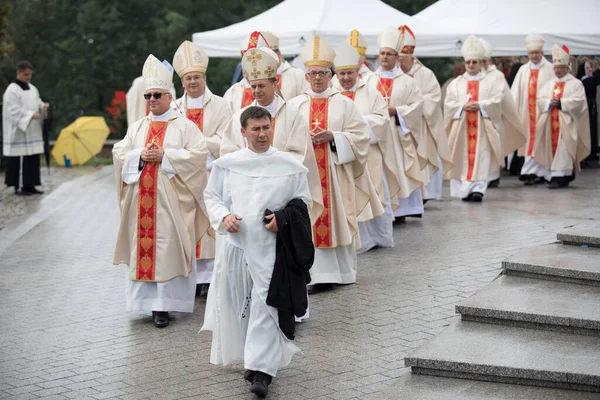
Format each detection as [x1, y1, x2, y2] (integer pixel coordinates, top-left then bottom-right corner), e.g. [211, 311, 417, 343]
[0, 166, 598, 399]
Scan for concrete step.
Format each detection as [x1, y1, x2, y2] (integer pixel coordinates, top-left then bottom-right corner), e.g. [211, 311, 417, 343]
[558, 229, 600, 248]
[371, 373, 600, 400]
[456, 275, 600, 336]
[405, 321, 600, 392]
[502, 243, 600, 286]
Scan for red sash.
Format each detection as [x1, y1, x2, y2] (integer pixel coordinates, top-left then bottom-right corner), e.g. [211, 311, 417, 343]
[550, 81, 566, 157]
[465, 81, 479, 181]
[310, 98, 332, 248]
[527, 69, 540, 156]
[187, 108, 205, 259]
[242, 87, 255, 108]
[340, 91, 356, 101]
[377, 78, 393, 105]
[136, 121, 168, 281]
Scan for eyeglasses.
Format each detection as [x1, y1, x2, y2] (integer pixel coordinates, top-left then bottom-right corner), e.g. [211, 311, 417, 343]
[143, 92, 166, 100]
[307, 71, 330, 78]
[465, 60, 479, 65]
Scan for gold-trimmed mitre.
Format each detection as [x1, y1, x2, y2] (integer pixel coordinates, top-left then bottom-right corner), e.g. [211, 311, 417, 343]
[552, 44, 570, 65]
[399, 25, 416, 55]
[525, 32, 545, 51]
[334, 42, 360, 70]
[240, 31, 271, 55]
[142, 54, 173, 92]
[173, 40, 209, 77]
[461, 35, 485, 61]
[378, 26, 403, 53]
[347, 29, 367, 55]
[242, 47, 279, 81]
[301, 36, 335, 69]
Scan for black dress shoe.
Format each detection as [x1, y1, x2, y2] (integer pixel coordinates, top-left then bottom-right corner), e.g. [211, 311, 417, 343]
[422, 199, 429, 205]
[470, 192, 483, 202]
[307, 283, 336, 295]
[393, 216, 407, 223]
[196, 283, 210, 297]
[244, 369, 255, 382]
[250, 371, 272, 398]
[488, 178, 500, 188]
[406, 213, 423, 218]
[15, 189, 32, 196]
[22, 186, 44, 194]
[152, 311, 169, 328]
[534, 177, 547, 185]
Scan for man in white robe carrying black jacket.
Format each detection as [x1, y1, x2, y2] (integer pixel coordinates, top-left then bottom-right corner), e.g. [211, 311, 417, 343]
[202, 106, 313, 397]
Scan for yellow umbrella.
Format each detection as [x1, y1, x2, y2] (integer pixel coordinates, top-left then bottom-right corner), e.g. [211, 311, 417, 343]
[51, 116, 111, 166]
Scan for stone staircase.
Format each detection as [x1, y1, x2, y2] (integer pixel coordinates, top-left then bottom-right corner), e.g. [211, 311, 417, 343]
[401, 229, 600, 396]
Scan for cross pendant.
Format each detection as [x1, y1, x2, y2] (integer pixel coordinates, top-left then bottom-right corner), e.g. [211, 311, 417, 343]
[312, 119, 321, 130]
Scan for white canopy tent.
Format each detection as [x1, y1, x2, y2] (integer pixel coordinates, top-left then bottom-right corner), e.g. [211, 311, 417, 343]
[411, 0, 600, 56]
[192, 0, 414, 58]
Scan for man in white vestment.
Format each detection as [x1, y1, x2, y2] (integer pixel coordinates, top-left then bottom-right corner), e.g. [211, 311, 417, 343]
[332, 42, 395, 253]
[397, 26, 453, 201]
[112, 55, 210, 328]
[287, 36, 370, 291]
[444, 36, 505, 203]
[374, 26, 426, 220]
[202, 106, 313, 397]
[479, 38, 527, 187]
[510, 33, 555, 185]
[172, 40, 231, 296]
[3, 60, 48, 195]
[221, 46, 323, 223]
[533, 44, 590, 188]
[260, 31, 309, 100]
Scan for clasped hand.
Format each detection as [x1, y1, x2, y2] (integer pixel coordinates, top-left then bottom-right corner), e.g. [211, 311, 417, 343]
[222, 213, 278, 233]
[549, 98, 560, 109]
[141, 143, 164, 163]
[464, 102, 480, 112]
[311, 127, 334, 145]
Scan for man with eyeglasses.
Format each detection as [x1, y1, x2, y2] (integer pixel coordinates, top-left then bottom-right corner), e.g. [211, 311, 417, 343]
[510, 33, 555, 186]
[531, 44, 590, 188]
[113, 55, 210, 328]
[171, 40, 231, 297]
[287, 36, 370, 292]
[374, 26, 426, 221]
[478, 38, 526, 188]
[396, 25, 453, 203]
[332, 42, 394, 254]
[444, 36, 505, 202]
[221, 47, 323, 227]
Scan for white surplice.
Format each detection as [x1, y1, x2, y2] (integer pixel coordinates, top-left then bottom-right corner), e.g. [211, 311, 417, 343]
[201, 147, 312, 377]
[2, 82, 44, 156]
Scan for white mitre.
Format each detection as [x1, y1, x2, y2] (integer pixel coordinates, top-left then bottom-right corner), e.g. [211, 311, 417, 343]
[461, 35, 485, 61]
[378, 26, 403, 53]
[525, 32, 545, 51]
[399, 25, 416, 55]
[173, 40, 209, 77]
[242, 47, 279, 81]
[552, 44, 570, 66]
[347, 29, 368, 55]
[240, 31, 271, 55]
[261, 31, 279, 50]
[301, 36, 335, 69]
[479, 38, 493, 59]
[143, 54, 173, 92]
[334, 42, 360, 70]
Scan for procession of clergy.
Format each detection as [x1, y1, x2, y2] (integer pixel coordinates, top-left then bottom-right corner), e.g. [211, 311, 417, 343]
[113, 24, 591, 397]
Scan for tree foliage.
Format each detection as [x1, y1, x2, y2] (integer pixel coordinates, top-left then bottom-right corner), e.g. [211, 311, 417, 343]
[2, 0, 443, 138]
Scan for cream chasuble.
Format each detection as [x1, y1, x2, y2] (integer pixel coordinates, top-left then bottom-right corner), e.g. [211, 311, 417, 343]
[220, 96, 324, 223]
[223, 78, 255, 114]
[533, 74, 590, 178]
[374, 67, 426, 216]
[444, 72, 504, 198]
[333, 79, 394, 253]
[277, 61, 309, 101]
[510, 58, 554, 175]
[485, 64, 527, 176]
[173, 88, 231, 283]
[202, 147, 311, 377]
[408, 61, 453, 200]
[288, 88, 370, 284]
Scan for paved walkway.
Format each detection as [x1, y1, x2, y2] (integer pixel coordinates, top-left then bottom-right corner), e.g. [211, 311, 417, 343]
[0, 166, 598, 400]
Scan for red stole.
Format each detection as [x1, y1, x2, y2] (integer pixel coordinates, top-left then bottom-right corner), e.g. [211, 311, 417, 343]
[242, 87, 255, 108]
[377, 78, 393, 105]
[136, 121, 168, 281]
[550, 81, 566, 157]
[527, 69, 540, 156]
[186, 108, 205, 259]
[465, 81, 480, 181]
[340, 91, 356, 101]
[310, 97, 333, 248]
